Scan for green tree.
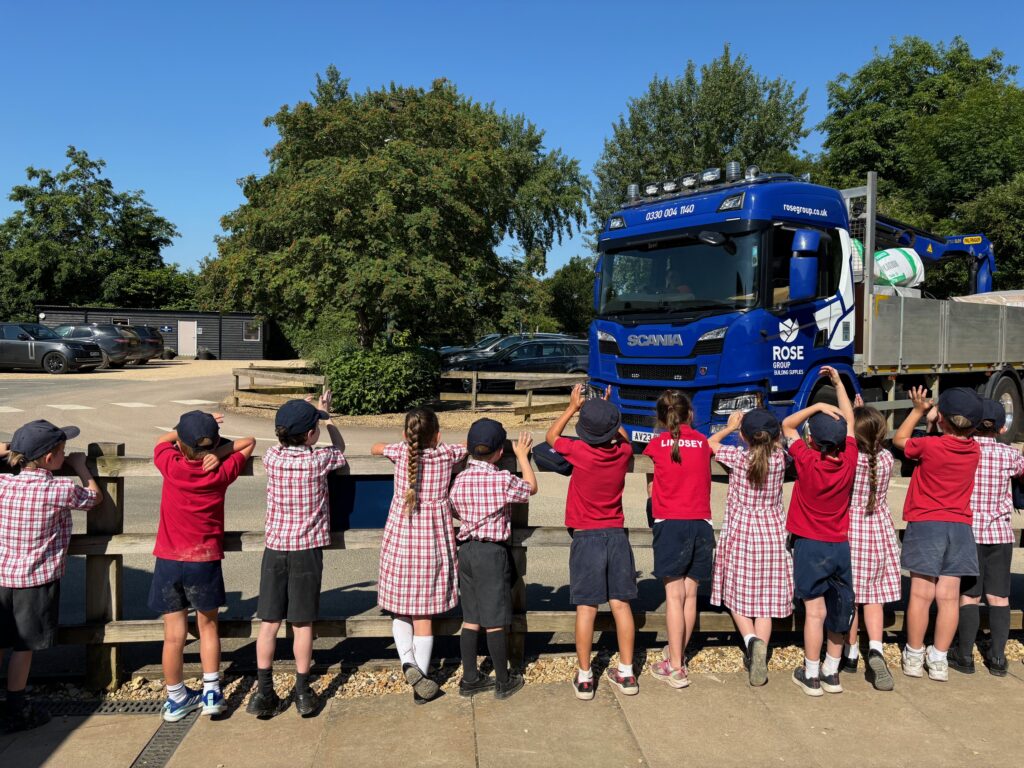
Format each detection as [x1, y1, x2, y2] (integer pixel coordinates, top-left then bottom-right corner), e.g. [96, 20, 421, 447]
[591, 45, 809, 236]
[0, 147, 181, 318]
[545, 256, 596, 334]
[209, 67, 588, 349]
[819, 37, 1024, 295]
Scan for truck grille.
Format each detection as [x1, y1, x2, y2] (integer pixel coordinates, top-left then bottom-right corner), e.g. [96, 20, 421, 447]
[621, 412, 656, 428]
[617, 364, 696, 382]
[618, 386, 681, 402]
[690, 337, 724, 356]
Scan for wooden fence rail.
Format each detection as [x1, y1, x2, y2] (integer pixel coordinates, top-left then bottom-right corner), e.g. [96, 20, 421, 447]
[232, 365, 325, 409]
[65, 446, 1024, 690]
[439, 371, 585, 417]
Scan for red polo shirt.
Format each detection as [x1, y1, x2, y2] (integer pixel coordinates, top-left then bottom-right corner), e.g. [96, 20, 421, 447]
[902, 435, 980, 524]
[553, 437, 632, 529]
[786, 437, 858, 542]
[642, 427, 712, 520]
[153, 442, 247, 562]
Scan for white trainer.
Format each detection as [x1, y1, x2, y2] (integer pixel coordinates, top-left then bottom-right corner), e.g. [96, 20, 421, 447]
[925, 650, 949, 682]
[901, 648, 925, 678]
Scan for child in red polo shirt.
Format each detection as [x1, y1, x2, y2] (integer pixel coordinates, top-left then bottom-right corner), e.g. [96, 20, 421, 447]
[643, 390, 711, 690]
[781, 366, 858, 697]
[547, 384, 636, 700]
[150, 411, 255, 722]
[894, 386, 982, 682]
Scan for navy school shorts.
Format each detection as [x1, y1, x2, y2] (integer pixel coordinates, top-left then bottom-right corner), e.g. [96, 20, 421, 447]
[569, 527, 638, 606]
[148, 558, 226, 615]
[0, 580, 61, 651]
[792, 537, 855, 634]
[652, 518, 715, 582]
[900, 521, 978, 578]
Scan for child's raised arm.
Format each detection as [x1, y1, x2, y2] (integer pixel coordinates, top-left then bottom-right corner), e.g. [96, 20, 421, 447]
[65, 451, 103, 506]
[893, 386, 932, 450]
[781, 402, 842, 441]
[820, 366, 855, 438]
[708, 410, 743, 455]
[512, 432, 539, 494]
[546, 383, 585, 447]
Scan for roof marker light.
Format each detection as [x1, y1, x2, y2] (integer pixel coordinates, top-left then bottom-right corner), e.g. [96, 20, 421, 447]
[744, 165, 760, 181]
[643, 182, 660, 196]
[661, 179, 679, 193]
[725, 161, 742, 182]
[701, 167, 721, 184]
[626, 183, 640, 201]
[680, 173, 699, 189]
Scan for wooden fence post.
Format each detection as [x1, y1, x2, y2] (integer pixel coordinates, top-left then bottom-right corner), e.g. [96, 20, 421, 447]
[85, 442, 125, 691]
[509, 492, 529, 669]
[471, 371, 479, 413]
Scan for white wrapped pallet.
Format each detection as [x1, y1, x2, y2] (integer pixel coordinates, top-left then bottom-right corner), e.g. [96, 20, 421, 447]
[852, 239, 925, 287]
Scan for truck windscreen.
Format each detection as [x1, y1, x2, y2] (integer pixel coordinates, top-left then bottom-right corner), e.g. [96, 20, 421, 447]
[599, 230, 760, 315]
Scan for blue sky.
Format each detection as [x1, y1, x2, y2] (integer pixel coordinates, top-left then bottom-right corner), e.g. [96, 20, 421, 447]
[2, 1, 1022, 275]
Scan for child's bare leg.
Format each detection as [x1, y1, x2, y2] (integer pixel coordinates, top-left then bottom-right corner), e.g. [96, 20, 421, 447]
[731, 611, 755, 638]
[196, 609, 221, 676]
[256, 620, 282, 669]
[291, 623, 313, 675]
[663, 577, 685, 668]
[846, 608, 860, 650]
[906, 574, 937, 649]
[862, 604, 884, 644]
[608, 599, 635, 667]
[753, 617, 773, 643]
[575, 605, 597, 670]
[802, 597, 826, 664]
[6, 650, 33, 691]
[826, 630, 845, 661]
[162, 611, 189, 685]
[681, 577, 699, 655]
[932, 576, 960, 652]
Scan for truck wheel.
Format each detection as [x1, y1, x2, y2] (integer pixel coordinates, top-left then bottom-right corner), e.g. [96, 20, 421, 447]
[810, 384, 838, 407]
[42, 352, 69, 375]
[989, 375, 1022, 444]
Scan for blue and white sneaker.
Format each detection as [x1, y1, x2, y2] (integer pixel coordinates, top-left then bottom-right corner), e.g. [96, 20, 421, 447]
[202, 688, 226, 716]
[162, 687, 203, 722]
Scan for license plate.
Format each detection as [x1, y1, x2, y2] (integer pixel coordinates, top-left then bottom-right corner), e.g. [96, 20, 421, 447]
[89, 352, 100, 357]
[631, 431, 655, 444]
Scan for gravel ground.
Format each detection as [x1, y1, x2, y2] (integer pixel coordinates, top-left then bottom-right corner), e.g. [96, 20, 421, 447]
[22, 639, 1024, 704]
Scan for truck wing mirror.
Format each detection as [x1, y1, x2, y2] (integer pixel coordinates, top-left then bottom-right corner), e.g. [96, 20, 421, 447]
[788, 229, 820, 302]
[593, 256, 602, 311]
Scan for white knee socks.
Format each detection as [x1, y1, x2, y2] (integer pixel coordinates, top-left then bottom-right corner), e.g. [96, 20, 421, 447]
[392, 619, 416, 666]
[413, 635, 434, 674]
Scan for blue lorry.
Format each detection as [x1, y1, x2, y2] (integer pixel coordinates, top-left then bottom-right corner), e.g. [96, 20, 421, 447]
[590, 167, 1024, 445]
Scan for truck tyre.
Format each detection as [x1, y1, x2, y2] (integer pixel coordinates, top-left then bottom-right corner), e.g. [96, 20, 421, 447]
[988, 374, 1022, 444]
[42, 352, 69, 375]
[810, 384, 838, 407]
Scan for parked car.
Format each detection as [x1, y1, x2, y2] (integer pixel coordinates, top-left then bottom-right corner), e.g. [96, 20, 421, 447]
[447, 338, 589, 392]
[439, 333, 503, 357]
[128, 326, 165, 364]
[0, 322, 103, 374]
[52, 324, 147, 369]
[442, 333, 580, 366]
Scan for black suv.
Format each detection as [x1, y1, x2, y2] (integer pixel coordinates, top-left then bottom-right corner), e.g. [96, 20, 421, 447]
[449, 338, 589, 392]
[52, 324, 147, 368]
[129, 326, 165, 364]
[0, 323, 103, 374]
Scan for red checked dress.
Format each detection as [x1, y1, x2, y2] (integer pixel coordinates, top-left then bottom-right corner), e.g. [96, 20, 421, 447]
[711, 445, 793, 617]
[377, 442, 467, 615]
[847, 449, 901, 604]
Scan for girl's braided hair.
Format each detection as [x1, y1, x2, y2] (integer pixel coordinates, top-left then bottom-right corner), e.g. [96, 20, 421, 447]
[654, 389, 692, 463]
[402, 407, 440, 516]
[745, 429, 775, 487]
[853, 405, 887, 514]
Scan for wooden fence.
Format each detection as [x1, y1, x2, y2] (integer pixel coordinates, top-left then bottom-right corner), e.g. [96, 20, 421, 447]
[61, 444, 1023, 690]
[439, 371, 586, 419]
[232, 366, 325, 409]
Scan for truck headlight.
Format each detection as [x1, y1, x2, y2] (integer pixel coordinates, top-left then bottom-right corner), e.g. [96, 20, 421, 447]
[697, 327, 727, 342]
[597, 330, 615, 342]
[713, 391, 763, 415]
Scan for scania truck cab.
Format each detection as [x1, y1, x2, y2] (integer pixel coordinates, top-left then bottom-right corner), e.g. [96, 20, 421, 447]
[590, 166, 1022, 445]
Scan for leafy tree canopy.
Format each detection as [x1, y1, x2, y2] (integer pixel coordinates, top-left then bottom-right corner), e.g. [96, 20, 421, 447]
[590, 45, 810, 237]
[545, 255, 596, 335]
[209, 67, 588, 349]
[0, 147, 183, 319]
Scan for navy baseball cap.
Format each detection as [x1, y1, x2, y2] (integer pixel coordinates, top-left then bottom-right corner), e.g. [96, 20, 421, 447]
[938, 387, 984, 427]
[808, 412, 847, 450]
[467, 418, 507, 457]
[576, 399, 622, 445]
[275, 399, 328, 437]
[10, 419, 80, 461]
[175, 411, 220, 450]
[740, 409, 780, 440]
[980, 398, 1007, 431]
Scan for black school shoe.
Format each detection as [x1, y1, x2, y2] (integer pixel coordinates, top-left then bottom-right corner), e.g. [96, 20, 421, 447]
[865, 650, 895, 692]
[246, 690, 282, 719]
[746, 638, 768, 687]
[839, 655, 859, 674]
[459, 675, 496, 697]
[984, 655, 1008, 677]
[403, 663, 440, 701]
[791, 667, 823, 697]
[946, 647, 976, 675]
[495, 672, 525, 700]
[294, 689, 320, 717]
[5, 701, 51, 733]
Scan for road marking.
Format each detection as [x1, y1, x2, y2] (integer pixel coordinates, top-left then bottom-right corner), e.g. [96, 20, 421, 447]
[172, 399, 217, 405]
[0, 406, 24, 413]
[46, 404, 94, 410]
[110, 402, 156, 408]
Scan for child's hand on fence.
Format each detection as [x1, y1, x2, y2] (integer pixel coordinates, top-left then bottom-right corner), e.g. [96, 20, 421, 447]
[569, 384, 585, 411]
[211, 412, 225, 424]
[65, 452, 88, 473]
[319, 387, 333, 414]
[202, 453, 221, 473]
[513, 432, 534, 457]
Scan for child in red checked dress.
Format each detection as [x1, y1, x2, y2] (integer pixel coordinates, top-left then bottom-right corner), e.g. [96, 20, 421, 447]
[708, 408, 791, 687]
[372, 407, 467, 704]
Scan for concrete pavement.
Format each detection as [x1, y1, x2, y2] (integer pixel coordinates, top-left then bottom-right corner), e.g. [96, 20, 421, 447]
[6, 666, 1024, 767]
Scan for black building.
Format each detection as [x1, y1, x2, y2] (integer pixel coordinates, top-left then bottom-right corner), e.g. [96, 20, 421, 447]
[35, 306, 271, 360]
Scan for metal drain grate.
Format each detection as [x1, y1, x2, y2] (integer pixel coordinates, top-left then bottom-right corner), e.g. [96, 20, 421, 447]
[35, 699, 165, 716]
[130, 710, 200, 768]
